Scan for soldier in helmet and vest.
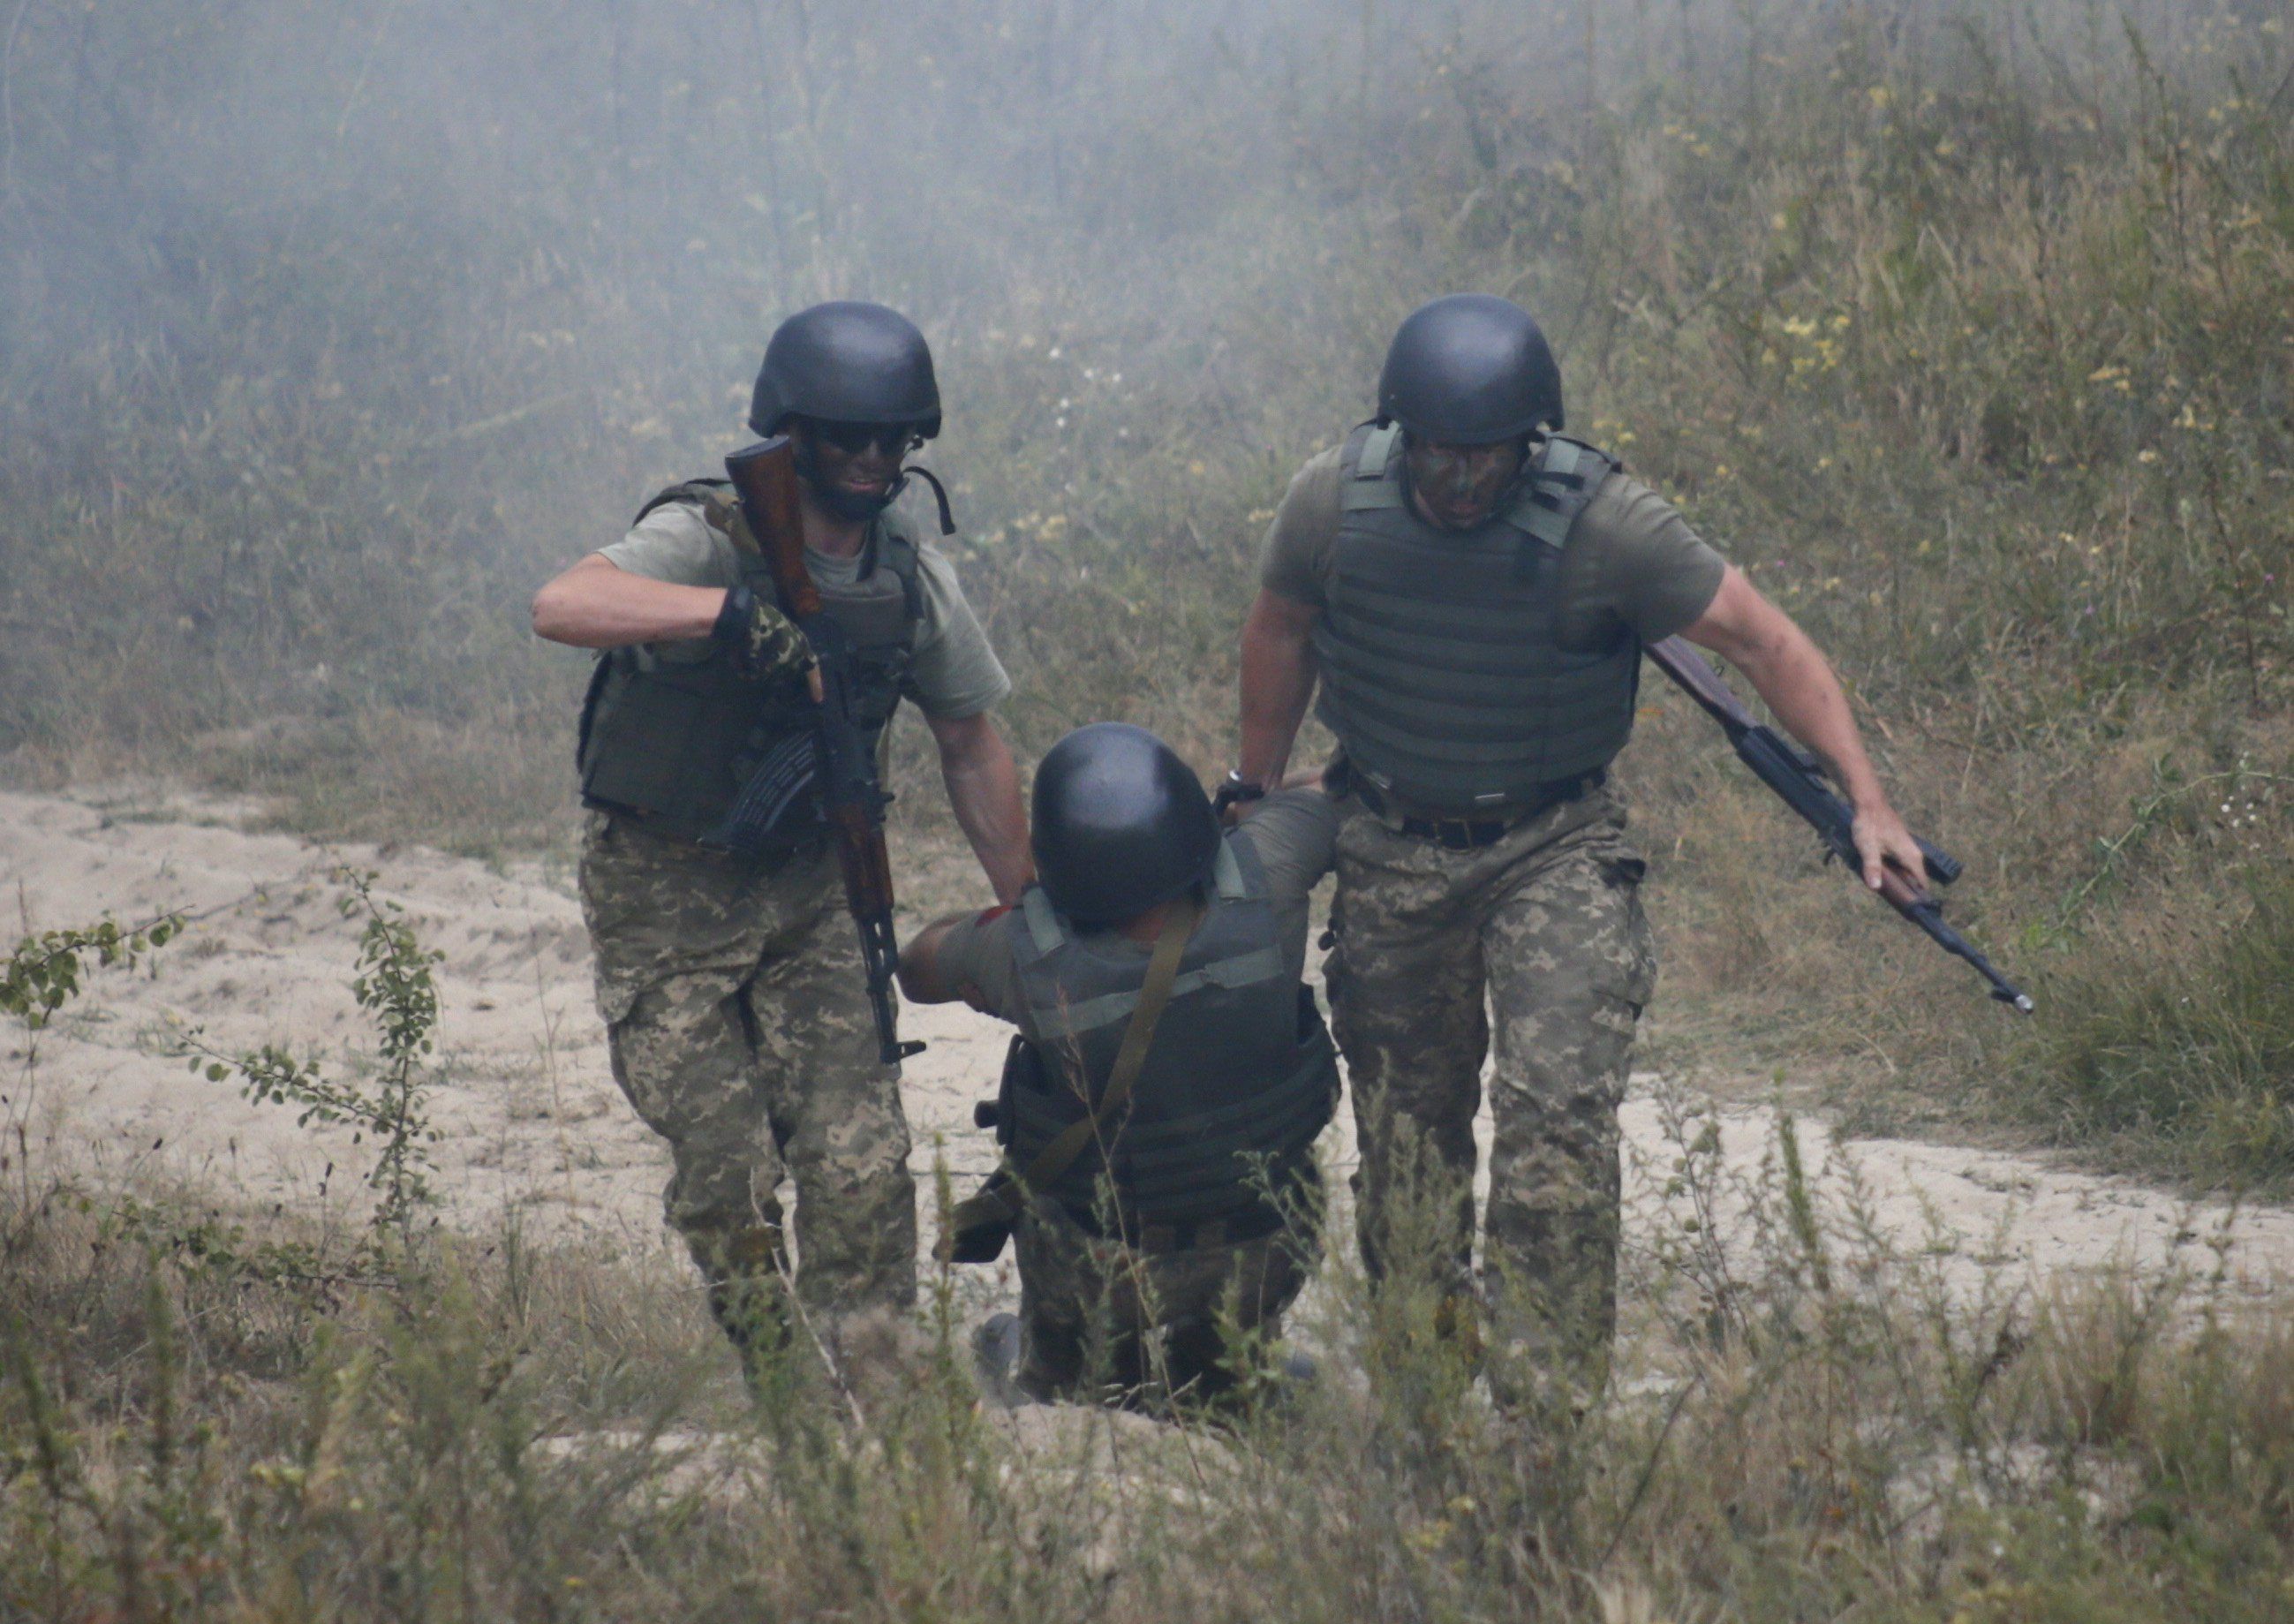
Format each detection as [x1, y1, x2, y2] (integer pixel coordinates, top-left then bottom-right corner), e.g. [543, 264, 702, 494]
[532, 301, 1030, 1389]
[1228, 293, 1926, 1417]
[900, 723, 1341, 1409]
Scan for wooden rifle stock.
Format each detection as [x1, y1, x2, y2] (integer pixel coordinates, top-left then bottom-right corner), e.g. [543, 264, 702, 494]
[721, 436, 924, 1065]
[724, 438, 819, 616]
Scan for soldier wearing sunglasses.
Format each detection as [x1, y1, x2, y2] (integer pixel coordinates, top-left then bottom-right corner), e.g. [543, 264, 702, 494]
[532, 301, 1030, 1397]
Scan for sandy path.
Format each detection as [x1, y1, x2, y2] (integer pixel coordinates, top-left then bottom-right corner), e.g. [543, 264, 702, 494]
[6, 786, 2290, 1304]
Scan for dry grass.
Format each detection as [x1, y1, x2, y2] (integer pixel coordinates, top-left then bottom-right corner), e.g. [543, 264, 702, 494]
[7, 1084, 2294, 1622]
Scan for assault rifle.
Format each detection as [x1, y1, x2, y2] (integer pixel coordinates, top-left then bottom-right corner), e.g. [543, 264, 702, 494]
[714, 435, 924, 1067]
[1642, 636, 2033, 1013]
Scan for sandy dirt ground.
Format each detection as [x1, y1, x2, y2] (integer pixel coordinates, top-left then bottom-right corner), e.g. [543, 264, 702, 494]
[7, 783, 2292, 1315]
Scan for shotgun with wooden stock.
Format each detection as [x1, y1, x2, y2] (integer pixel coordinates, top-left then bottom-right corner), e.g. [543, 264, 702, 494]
[714, 434, 924, 1067]
[1643, 636, 2033, 1013]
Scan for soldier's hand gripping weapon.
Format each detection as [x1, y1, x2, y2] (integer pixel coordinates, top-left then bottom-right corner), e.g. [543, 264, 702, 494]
[1642, 636, 2033, 1013]
[713, 435, 925, 1066]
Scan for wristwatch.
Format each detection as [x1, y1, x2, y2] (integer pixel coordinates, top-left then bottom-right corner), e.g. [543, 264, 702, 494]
[1212, 771, 1268, 817]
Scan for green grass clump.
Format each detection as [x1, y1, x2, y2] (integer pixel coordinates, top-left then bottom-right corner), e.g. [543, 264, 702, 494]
[2018, 861, 2294, 1188]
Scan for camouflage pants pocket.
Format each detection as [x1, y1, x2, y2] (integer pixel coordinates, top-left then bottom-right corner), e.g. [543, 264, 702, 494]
[606, 974, 781, 1262]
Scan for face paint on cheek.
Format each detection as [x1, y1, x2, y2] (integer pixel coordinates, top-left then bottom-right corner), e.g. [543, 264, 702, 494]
[794, 429, 907, 523]
[807, 437, 898, 492]
[1406, 439, 1528, 526]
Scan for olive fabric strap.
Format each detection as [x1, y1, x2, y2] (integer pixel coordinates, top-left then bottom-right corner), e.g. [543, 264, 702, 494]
[943, 892, 1202, 1251]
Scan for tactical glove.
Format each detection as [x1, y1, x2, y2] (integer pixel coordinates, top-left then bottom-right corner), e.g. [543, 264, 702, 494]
[713, 585, 817, 682]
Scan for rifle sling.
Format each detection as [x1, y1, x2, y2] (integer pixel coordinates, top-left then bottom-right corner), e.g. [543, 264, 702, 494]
[971, 893, 1202, 1227]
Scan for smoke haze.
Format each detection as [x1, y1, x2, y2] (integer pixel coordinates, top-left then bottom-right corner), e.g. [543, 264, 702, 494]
[0, 1, 2283, 834]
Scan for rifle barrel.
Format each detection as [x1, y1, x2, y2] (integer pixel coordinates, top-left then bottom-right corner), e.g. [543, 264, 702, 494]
[1904, 901, 2034, 1012]
[1642, 637, 2027, 1012]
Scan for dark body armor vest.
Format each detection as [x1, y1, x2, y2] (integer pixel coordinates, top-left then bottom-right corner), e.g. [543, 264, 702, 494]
[577, 480, 923, 849]
[1312, 425, 1642, 814]
[997, 831, 1339, 1235]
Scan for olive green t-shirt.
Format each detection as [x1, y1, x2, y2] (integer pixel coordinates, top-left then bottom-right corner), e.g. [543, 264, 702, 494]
[1258, 441, 1728, 645]
[929, 786, 1340, 1023]
[600, 500, 1013, 721]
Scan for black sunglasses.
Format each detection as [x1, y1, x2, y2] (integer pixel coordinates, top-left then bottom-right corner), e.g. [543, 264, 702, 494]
[810, 420, 920, 457]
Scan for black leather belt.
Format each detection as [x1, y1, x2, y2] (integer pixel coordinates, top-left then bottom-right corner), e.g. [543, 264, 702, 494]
[1353, 772, 1600, 850]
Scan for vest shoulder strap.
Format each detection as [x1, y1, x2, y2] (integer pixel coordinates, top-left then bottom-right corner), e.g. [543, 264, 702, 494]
[1339, 422, 1407, 512]
[633, 478, 737, 533]
[1213, 827, 1264, 902]
[1019, 887, 1066, 955]
[1502, 435, 1619, 561]
[872, 517, 927, 623]
[630, 478, 775, 594]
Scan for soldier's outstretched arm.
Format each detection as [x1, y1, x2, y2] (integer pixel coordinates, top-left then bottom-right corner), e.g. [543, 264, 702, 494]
[530, 555, 725, 649]
[896, 916, 964, 1004]
[1236, 587, 1321, 797]
[897, 909, 1014, 1017]
[1679, 565, 1923, 891]
[925, 710, 1032, 906]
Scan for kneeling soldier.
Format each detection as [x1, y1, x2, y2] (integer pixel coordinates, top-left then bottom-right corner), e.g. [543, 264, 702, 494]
[901, 724, 1339, 1408]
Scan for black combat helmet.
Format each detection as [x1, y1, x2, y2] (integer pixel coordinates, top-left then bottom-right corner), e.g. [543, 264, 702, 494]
[1377, 293, 1564, 442]
[1031, 723, 1220, 927]
[749, 300, 943, 439]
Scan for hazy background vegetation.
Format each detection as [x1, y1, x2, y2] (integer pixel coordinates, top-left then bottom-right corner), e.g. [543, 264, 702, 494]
[6, 5, 2294, 1618]
[4, 0, 2291, 1178]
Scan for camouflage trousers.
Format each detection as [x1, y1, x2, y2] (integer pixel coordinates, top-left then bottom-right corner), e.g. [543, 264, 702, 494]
[1014, 1197, 1313, 1409]
[1327, 786, 1656, 1410]
[578, 815, 916, 1337]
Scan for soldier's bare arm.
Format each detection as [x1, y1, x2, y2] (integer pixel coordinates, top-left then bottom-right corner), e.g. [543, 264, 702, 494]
[1679, 565, 1922, 890]
[925, 710, 1032, 905]
[895, 915, 965, 1004]
[897, 908, 1014, 1016]
[531, 554, 723, 648]
[1236, 587, 1321, 797]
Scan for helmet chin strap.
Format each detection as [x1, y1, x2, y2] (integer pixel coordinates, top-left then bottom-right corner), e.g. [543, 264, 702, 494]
[900, 465, 959, 536]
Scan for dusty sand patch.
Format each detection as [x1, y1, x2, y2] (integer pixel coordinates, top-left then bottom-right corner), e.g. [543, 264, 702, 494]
[6, 785, 2290, 1312]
